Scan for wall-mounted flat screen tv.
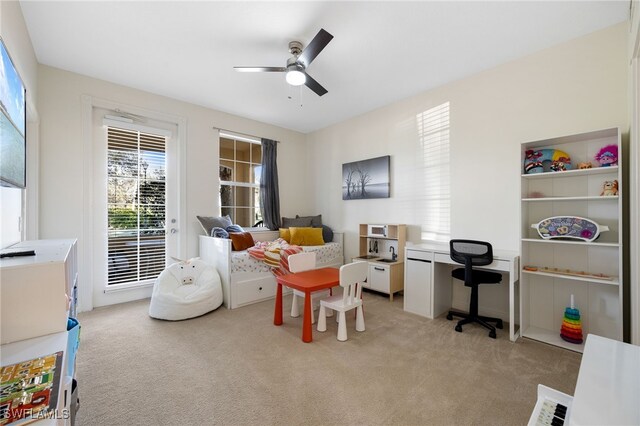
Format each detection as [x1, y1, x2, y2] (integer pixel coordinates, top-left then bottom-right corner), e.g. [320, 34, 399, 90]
[0, 37, 26, 188]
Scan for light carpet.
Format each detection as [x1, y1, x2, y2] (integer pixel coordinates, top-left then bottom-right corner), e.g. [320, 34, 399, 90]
[76, 291, 580, 425]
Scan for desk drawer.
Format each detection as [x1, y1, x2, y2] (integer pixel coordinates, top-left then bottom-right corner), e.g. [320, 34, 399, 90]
[434, 253, 452, 264]
[434, 253, 509, 272]
[406, 249, 432, 262]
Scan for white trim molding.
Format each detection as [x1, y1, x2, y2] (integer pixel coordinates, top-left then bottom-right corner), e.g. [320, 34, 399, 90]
[629, 1, 640, 345]
[80, 95, 187, 311]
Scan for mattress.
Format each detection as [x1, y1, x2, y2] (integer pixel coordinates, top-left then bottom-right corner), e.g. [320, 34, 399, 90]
[231, 242, 342, 273]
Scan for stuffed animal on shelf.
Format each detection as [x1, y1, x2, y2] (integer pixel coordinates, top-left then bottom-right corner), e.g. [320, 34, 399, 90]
[595, 144, 618, 167]
[601, 180, 619, 196]
[577, 162, 592, 169]
[524, 149, 572, 174]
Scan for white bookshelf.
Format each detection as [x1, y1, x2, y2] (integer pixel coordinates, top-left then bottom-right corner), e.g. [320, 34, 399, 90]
[519, 128, 623, 353]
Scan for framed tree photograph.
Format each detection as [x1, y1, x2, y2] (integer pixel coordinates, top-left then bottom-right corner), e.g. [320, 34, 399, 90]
[342, 155, 390, 200]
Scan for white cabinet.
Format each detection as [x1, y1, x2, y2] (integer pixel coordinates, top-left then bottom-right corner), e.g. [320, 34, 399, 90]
[0, 239, 80, 425]
[367, 263, 390, 293]
[404, 249, 433, 318]
[520, 128, 624, 352]
[1, 331, 73, 425]
[355, 224, 406, 301]
[528, 335, 640, 425]
[1, 239, 78, 345]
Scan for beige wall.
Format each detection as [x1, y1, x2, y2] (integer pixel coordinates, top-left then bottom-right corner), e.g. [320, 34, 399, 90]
[307, 23, 628, 321]
[307, 23, 629, 264]
[37, 65, 308, 309]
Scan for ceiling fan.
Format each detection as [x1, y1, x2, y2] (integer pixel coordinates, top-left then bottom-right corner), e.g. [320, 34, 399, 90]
[234, 28, 334, 97]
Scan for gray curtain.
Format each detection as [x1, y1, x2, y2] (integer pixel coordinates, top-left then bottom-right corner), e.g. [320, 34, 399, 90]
[260, 138, 281, 230]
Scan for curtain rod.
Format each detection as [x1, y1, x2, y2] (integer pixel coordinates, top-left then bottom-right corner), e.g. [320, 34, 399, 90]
[212, 127, 279, 143]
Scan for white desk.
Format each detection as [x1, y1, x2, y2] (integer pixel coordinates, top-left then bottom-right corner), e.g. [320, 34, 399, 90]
[404, 242, 520, 342]
[529, 334, 640, 425]
[570, 334, 640, 425]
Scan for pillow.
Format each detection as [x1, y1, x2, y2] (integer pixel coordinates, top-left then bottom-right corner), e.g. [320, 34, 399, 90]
[229, 232, 255, 251]
[279, 228, 291, 243]
[296, 214, 322, 228]
[226, 224, 244, 233]
[196, 215, 233, 235]
[321, 225, 333, 243]
[211, 227, 229, 239]
[282, 216, 312, 228]
[289, 227, 324, 246]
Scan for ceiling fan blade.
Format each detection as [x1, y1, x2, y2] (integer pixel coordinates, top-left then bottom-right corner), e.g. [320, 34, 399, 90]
[303, 72, 328, 96]
[234, 67, 286, 72]
[298, 29, 333, 67]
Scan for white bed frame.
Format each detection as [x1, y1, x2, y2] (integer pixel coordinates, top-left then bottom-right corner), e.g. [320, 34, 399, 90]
[199, 230, 344, 309]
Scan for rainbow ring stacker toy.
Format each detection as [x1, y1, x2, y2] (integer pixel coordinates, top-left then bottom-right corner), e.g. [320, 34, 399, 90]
[531, 216, 609, 242]
[560, 295, 583, 344]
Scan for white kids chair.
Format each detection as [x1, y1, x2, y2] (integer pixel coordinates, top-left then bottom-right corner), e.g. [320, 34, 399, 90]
[317, 261, 367, 341]
[289, 252, 331, 324]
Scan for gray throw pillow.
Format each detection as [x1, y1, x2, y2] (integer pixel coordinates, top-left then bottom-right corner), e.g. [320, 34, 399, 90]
[296, 214, 322, 228]
[322, 225, 334, 243]
[197, 215, 233, 235]
[282, 216, 312, 228]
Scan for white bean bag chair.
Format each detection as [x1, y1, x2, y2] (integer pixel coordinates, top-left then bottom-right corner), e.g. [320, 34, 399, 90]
[149, 258, 223, 320]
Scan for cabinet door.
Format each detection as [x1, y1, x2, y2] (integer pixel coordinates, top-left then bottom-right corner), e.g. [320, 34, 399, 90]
[404, 258, 432, 318]
[368, 264, 390, 293]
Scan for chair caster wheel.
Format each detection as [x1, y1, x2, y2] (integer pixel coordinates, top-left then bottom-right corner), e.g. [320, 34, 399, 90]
[447, 314, 453, 321]
[489, 331, 497, 339]
[496, 320, 503, 329]
[455, 325, 462, 332]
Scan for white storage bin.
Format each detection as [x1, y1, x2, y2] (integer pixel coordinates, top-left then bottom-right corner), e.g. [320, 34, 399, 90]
[1, 239, 77, 344]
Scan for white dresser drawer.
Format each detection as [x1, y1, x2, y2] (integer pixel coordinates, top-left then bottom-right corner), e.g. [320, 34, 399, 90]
[233, 279, 277, 307]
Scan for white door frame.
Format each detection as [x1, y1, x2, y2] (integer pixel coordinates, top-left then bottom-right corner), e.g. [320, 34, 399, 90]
[630, 3, 640, 345]
[80, 95, 186, 312]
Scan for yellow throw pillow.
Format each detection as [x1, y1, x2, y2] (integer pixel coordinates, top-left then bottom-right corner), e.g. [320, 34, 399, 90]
[279, 228, 291, 243]
[289, 227, 324, 246]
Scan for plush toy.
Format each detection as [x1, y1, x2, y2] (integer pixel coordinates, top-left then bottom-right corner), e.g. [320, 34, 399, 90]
[595, 144, 618, 167]
[524, 149, 572, 174]
[601, 180, 619, 196]
[577, 162, 592, 169]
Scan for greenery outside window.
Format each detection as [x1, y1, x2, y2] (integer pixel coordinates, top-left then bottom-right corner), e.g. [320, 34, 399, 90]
[107, 127, 166, 285]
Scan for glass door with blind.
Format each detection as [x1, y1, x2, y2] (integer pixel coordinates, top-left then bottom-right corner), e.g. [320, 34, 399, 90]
[106, 127, 167, 286]
[89, 106, 180, 308]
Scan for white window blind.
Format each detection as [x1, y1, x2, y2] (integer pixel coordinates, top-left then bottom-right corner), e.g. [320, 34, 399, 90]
[416, 102, 450, 241]
[107, 126, 167, 286]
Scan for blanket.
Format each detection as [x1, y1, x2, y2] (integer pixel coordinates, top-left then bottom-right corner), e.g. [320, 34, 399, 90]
[247, 238, 303, 277]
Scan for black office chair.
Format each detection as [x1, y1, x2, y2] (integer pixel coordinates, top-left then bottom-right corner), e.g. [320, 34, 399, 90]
[446, 240, 503, 338]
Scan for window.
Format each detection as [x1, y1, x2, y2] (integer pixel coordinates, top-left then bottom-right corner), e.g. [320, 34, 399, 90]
[107, 127, 166, 285]
[416, 102, 450, 241]
[219, 132, 263, 227]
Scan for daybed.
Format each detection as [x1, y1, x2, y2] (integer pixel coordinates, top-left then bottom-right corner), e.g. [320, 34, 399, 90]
[199, 230, 344, 309]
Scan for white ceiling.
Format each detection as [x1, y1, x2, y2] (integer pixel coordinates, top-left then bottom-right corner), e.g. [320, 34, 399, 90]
[20, 1, 629, 134]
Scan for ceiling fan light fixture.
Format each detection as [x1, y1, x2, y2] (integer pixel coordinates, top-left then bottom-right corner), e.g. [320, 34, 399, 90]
[286, 69, 306, 86]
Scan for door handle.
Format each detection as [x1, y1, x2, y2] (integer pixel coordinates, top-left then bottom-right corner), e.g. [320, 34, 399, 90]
[374, 267, 385, 271]
[170, 228, 177, 234]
